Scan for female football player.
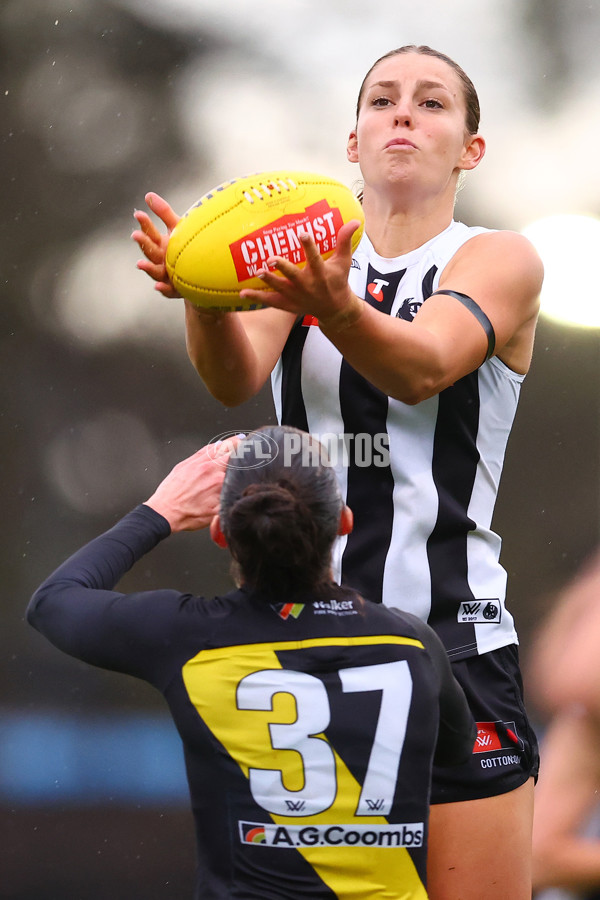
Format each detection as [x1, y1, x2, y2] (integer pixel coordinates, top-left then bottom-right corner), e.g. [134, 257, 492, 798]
[132, 45, 543, 899]
[28, 426, 475, 900]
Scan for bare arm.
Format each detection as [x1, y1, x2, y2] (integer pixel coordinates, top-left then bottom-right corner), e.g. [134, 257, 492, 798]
[183, 302, 296, 406]
[532, 708, 600, 892]
[527, 553, 600, 716]
[241, 225, 543, 405]
[132, 192, 295, 406]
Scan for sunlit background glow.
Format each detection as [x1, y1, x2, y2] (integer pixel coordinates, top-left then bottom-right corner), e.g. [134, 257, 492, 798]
[523, 214, 600, 328]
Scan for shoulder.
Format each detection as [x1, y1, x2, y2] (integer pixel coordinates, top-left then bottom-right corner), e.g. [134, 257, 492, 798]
[448, 229, 544, 288]
[384, 607, 444, 651]
[434, 220, 490, 251]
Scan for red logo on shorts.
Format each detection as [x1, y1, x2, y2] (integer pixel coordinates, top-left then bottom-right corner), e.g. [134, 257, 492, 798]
[473, 721, 521, 753]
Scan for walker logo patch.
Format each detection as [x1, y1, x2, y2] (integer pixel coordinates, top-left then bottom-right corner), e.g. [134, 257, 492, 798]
[239, 821, 424, 848]
[313, 598, 357, 617]
[473, 721, 523, 754]
[229, 200, 342, 282]
[458, 600, 501, 624]
[275, 602, 305, 621]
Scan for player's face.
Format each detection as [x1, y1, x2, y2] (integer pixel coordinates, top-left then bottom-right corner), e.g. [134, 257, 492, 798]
[348, 53, 483, 201]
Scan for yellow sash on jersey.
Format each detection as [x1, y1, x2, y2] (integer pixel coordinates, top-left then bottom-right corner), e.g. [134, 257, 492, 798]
[182, 635, 428, 900]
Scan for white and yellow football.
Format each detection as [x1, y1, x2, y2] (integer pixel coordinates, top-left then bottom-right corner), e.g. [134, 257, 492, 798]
[165, 170, 365, 311]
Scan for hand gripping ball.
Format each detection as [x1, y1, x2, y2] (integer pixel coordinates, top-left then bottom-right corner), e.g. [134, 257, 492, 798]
[165, 170, 365, 311]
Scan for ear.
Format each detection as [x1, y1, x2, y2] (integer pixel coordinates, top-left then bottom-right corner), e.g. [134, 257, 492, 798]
[210, 515, 228, 549]
[338, 505, 354, 536]
[459, 133, 486, 171]
[347, 129, 359, 164]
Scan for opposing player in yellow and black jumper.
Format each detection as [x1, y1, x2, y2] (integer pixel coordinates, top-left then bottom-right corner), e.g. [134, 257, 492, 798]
[28, 426, 475, 900]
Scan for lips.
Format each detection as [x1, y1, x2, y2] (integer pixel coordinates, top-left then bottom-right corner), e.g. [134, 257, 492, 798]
[385, 138, 417, 150]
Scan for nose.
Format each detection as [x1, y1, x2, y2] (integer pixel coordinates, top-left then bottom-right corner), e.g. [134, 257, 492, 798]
[394, 102, 413, 128]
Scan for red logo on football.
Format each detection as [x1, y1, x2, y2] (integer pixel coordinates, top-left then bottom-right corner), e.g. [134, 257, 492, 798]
[229, 199, 343, 282]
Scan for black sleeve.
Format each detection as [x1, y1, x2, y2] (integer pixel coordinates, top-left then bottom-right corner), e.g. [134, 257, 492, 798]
[388, 609, 477, 767]
[26, 504, 183, 682]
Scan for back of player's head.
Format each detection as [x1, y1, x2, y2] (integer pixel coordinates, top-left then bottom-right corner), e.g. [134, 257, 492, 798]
[220, 426, 343, 601]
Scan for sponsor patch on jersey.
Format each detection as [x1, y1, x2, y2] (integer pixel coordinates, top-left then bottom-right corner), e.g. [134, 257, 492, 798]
[273, 602, 305, 621]
[473, 720, 523, 754]
[457, 600, 501, 624]
[239, 820, 424, 848]
[312, 598, 357, 617]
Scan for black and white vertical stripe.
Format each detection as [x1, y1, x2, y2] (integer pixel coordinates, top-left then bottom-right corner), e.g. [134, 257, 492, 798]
[271, 223, 523, 660]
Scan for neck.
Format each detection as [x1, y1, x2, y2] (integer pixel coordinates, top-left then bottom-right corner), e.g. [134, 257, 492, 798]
[360, 185, 456, 257]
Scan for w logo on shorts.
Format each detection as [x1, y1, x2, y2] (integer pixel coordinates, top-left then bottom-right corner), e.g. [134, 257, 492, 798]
[473, 721, 523, 754]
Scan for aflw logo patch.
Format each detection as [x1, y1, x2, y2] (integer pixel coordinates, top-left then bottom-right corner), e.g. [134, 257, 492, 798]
[458, 600, 501, 623]
[473, 721, 523, 754]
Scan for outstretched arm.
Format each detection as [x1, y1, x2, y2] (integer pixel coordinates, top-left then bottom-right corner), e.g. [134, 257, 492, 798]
[132, 192, 295, 406]
[26, 441, 236, 674]
[241, 225, 543, 404]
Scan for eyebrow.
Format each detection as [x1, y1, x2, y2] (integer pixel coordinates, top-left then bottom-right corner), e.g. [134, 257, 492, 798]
[368, 79, 452, 93]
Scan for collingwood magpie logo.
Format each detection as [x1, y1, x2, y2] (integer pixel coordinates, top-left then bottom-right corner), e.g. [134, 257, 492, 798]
[396, 297, 423, 321]
[458, 600, 501, 624]
[350, 258, 361, 270]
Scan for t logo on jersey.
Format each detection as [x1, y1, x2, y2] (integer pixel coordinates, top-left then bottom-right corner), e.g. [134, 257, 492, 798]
[364, 265, 406, 315]
[367, 278, 390, 301]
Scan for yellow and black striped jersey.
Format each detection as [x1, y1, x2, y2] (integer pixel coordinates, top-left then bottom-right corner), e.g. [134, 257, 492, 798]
[28, 504, 476, 900]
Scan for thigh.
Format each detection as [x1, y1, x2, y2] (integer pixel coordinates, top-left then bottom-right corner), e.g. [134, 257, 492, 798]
[427, 778, 534, 900]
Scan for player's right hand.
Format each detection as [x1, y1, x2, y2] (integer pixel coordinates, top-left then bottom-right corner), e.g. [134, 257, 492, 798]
[144, 437, 240, 532]
[132, 192, 182, 299]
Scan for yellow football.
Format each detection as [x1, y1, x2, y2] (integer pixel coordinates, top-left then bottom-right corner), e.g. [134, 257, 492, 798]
[165, 170, 365, 311]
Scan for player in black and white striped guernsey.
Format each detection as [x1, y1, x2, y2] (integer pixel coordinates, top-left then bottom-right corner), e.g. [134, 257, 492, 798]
[272, 218, 517, 661]
[133, 44, 543, 900]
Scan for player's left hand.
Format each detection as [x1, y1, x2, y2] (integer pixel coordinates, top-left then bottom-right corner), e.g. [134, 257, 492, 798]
[239, 220, 362, 323]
